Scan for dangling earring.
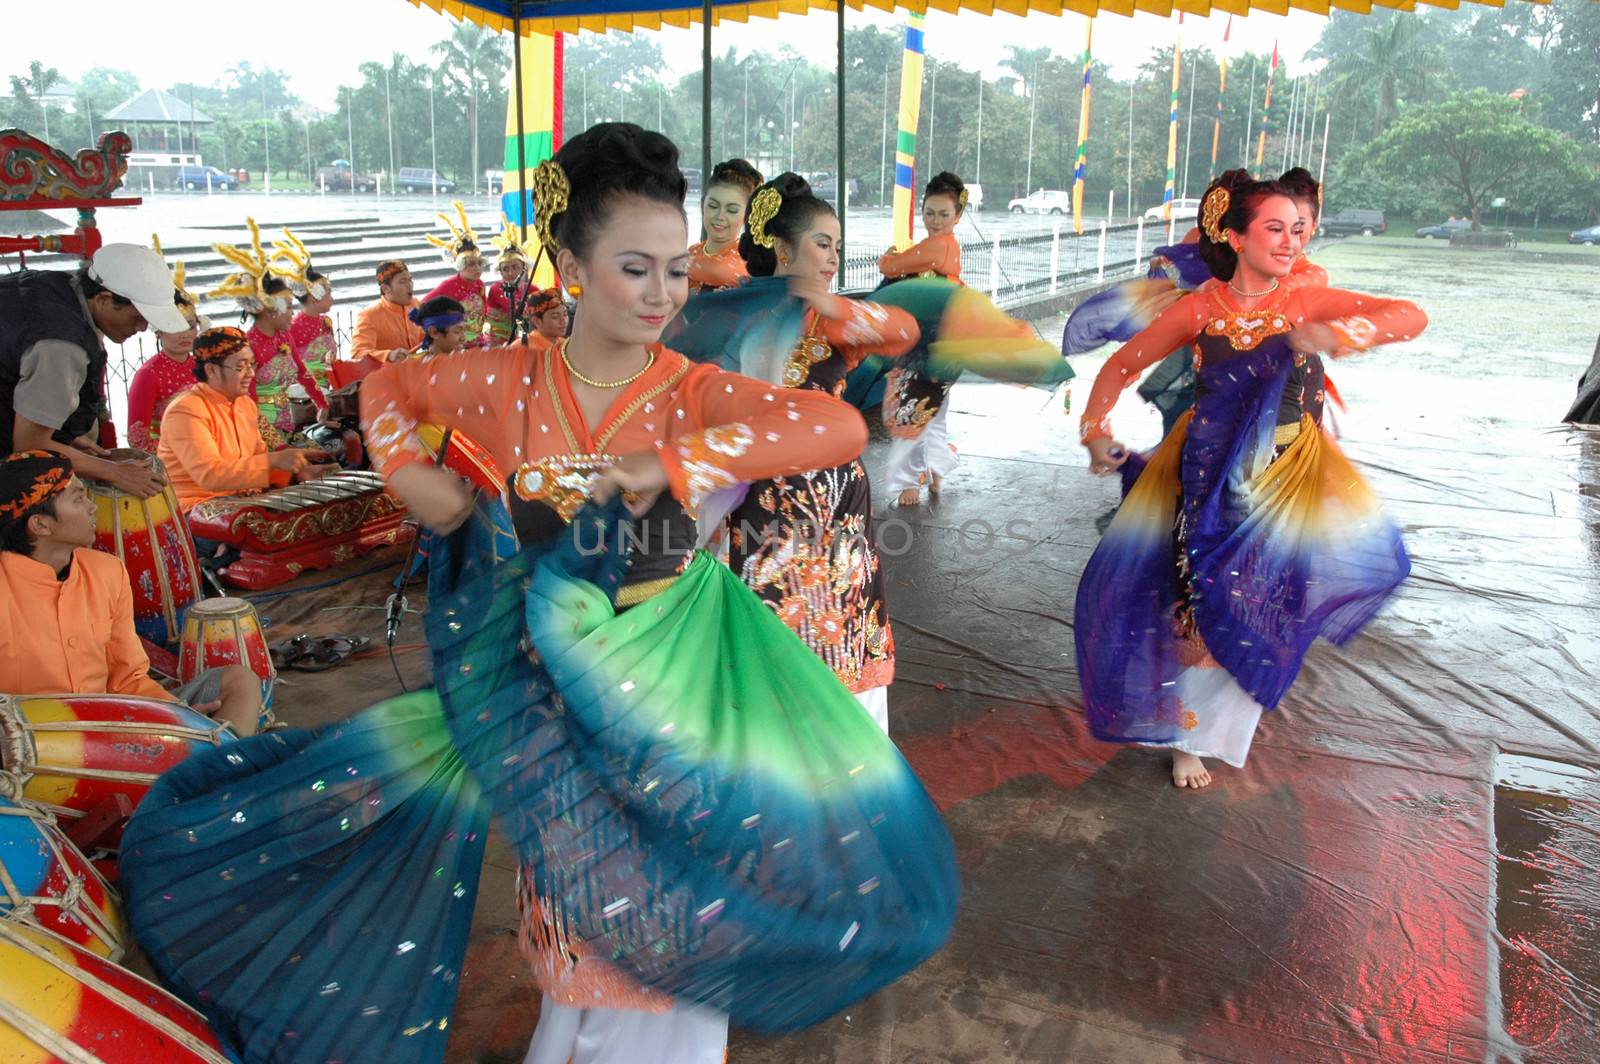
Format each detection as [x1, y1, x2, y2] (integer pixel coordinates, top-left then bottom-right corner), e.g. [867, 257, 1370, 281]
[777, 254, 789, 267]
[568, 284, 583, 298]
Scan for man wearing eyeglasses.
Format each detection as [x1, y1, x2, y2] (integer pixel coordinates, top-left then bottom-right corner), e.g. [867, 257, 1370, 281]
[157, 327, 332, 513]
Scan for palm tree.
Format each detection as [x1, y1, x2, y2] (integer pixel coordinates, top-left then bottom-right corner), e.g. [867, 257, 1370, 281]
[1001, 46, 1053, 100]
[432, 24, 507, 190]
[14, 61, 63, 140]
[1330, 14, 1445, 137]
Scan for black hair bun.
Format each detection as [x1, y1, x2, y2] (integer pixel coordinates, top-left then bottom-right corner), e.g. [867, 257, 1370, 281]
[709, 158, 764, 195]
[550, 123, 689, 258]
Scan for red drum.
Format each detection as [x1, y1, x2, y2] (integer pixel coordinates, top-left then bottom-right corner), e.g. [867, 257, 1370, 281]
[178, 597, 276, 721]
[0, 920, 231, 1063]
[0, 694, 234, 844]
[85, 449, 205, 648]
[418, 423, 506, 495]
[0, 795, 125, 960]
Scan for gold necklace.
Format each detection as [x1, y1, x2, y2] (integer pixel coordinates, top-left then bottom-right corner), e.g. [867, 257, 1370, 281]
[1228, 278, 1280, 299]
[559, 339, 654, 389]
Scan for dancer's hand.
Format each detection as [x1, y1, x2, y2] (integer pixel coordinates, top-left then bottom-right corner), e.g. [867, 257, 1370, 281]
[388, 463, 474, 532]
[1085, 437, 1128, 476]
[787, 277, 847, 321]
[1288, 322, 1340, 355]
[592, 453, 669, 518]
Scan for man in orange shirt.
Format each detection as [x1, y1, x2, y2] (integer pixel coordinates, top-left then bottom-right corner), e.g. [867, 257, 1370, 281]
[158, 328, 330, 513]
[349, 260, 423, 363]
[523, 289, 569, 354]
[0, 450, 260, 736]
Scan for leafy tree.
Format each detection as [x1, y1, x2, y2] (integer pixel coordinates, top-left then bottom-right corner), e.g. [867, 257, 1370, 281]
[9, 60, 62, 139]
[1348, 89, 1590, 228]
[1542, 0, 1600, 147]
[431, 23, 510, 186]
[1324, 13, 1446, 136]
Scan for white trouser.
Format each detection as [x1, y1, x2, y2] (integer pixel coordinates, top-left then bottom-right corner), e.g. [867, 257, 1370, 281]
[855, 685, 890, 733]
[524, 996, 729, 1064]
[1138, 666, 1264, 768]
[884, 403, 958, 494]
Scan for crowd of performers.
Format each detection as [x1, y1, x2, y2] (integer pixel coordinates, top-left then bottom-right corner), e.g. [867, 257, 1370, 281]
[0, 117, 1427, 1063]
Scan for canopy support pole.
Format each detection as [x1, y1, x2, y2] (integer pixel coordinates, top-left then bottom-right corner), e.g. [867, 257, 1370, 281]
[836, 0, 846, 254]
[512, 0, 529, 244]
[702, 0, 713, 193]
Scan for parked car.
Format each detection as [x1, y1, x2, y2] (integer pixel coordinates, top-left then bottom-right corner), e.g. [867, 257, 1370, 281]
[1569, 224, 1600, 246]
[808, 173, 864, 207]
[1319, 209, 1387, 237]
[964, 183, 985, 211]
[173, 165, 236, 191]
[315, 160, 375, 192]
[1009, 189, 1072, 216]
[396, 167, 456, 194]
[1416, 218, 1471, 240]
[1143, 197, 1201, 222]
[682, 168, 702, 196]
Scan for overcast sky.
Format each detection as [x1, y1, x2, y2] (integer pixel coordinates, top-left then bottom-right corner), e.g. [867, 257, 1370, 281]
[9, 1, 1327, 110]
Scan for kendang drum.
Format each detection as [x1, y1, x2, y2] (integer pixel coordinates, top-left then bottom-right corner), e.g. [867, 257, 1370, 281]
[0, 920, 232, 1063]
[179, 597, 276, 714]
[0, 794, 125, 959]
[0, 694, 234, 845]
[84, 448, 204, 647]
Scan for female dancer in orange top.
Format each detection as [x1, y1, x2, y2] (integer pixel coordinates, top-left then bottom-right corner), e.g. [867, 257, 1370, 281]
[361, 126, 886, 1064]
[878, 171, 967, 508]
[687, 158, 762, 294]
[1076, 170, 1427, 789]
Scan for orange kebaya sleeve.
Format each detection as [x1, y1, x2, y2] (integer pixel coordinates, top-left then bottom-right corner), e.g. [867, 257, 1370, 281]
[877, 234, 959, 281]
[1079, 291, 1210, 443]
[361, 347, 527, 476]
[656, 362, 868, 515]
[161, 392, 275, 493]
[1292, 286, 1428, 352]
[813, 297, 920, 369]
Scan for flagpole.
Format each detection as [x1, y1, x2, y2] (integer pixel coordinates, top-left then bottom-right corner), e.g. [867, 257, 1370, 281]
[1181, 38, 1198, 197]
[1318, 111, 1330, 186]
[1242, 55, 1256, 169]
[1072, 18, 1093, 234]
[1255, 41, 1277, 169]
[1163, 18, 1182, 220]
[1210, 16, 1231, 172]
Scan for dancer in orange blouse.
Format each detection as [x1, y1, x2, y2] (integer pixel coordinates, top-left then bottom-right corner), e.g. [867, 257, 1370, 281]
[687, 158, 762, 294]
[361, 124, 870, 1064]
[879, 171, 968, 508]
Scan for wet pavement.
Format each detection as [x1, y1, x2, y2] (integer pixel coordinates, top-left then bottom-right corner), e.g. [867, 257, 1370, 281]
[122, 236, 1600, 1062]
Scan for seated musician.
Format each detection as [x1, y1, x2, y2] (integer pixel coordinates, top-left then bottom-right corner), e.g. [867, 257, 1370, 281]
[523, 289, 569, 353]
[157, 328, 332, 520]
[0, 450, 260, 736]
[349, 261, 423, 364]
[409, 296, 468, 357]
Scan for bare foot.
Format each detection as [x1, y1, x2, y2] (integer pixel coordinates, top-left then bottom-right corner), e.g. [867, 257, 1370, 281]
[929, 474, 943, 496]
[1172, 751, 1212, 789]
[895, 487, 921, 508]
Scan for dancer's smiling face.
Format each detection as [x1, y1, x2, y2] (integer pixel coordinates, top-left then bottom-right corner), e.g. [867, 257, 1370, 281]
[1231, 194, 1302, 280]
[557, 194, 689, 347]
[922, 192, 960, 238]
[701, 183, 750, 249]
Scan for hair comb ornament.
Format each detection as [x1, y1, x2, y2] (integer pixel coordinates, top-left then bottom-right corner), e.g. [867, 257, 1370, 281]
[529, 160, 571, 260]
[208, 218, 294, 314]
[747, 187, 783, 249]
[1201, 186, 1231, 244]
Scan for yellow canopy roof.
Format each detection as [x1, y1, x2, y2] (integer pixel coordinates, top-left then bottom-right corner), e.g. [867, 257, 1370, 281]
[410, 0, 1563, 38]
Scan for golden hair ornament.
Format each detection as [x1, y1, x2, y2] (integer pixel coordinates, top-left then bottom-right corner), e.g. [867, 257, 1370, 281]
[747, 186, 782, 249]
[424, 201, 480, 265]
[269, 228, 328, 301]
[530, 160, 571, 260]
[958, 187, 969, 211]
[208, 218, 294, 314]
[1201, 186, 1231, 244]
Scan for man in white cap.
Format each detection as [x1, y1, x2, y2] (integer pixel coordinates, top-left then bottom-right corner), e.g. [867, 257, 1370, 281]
[0, 242, 188, 495]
